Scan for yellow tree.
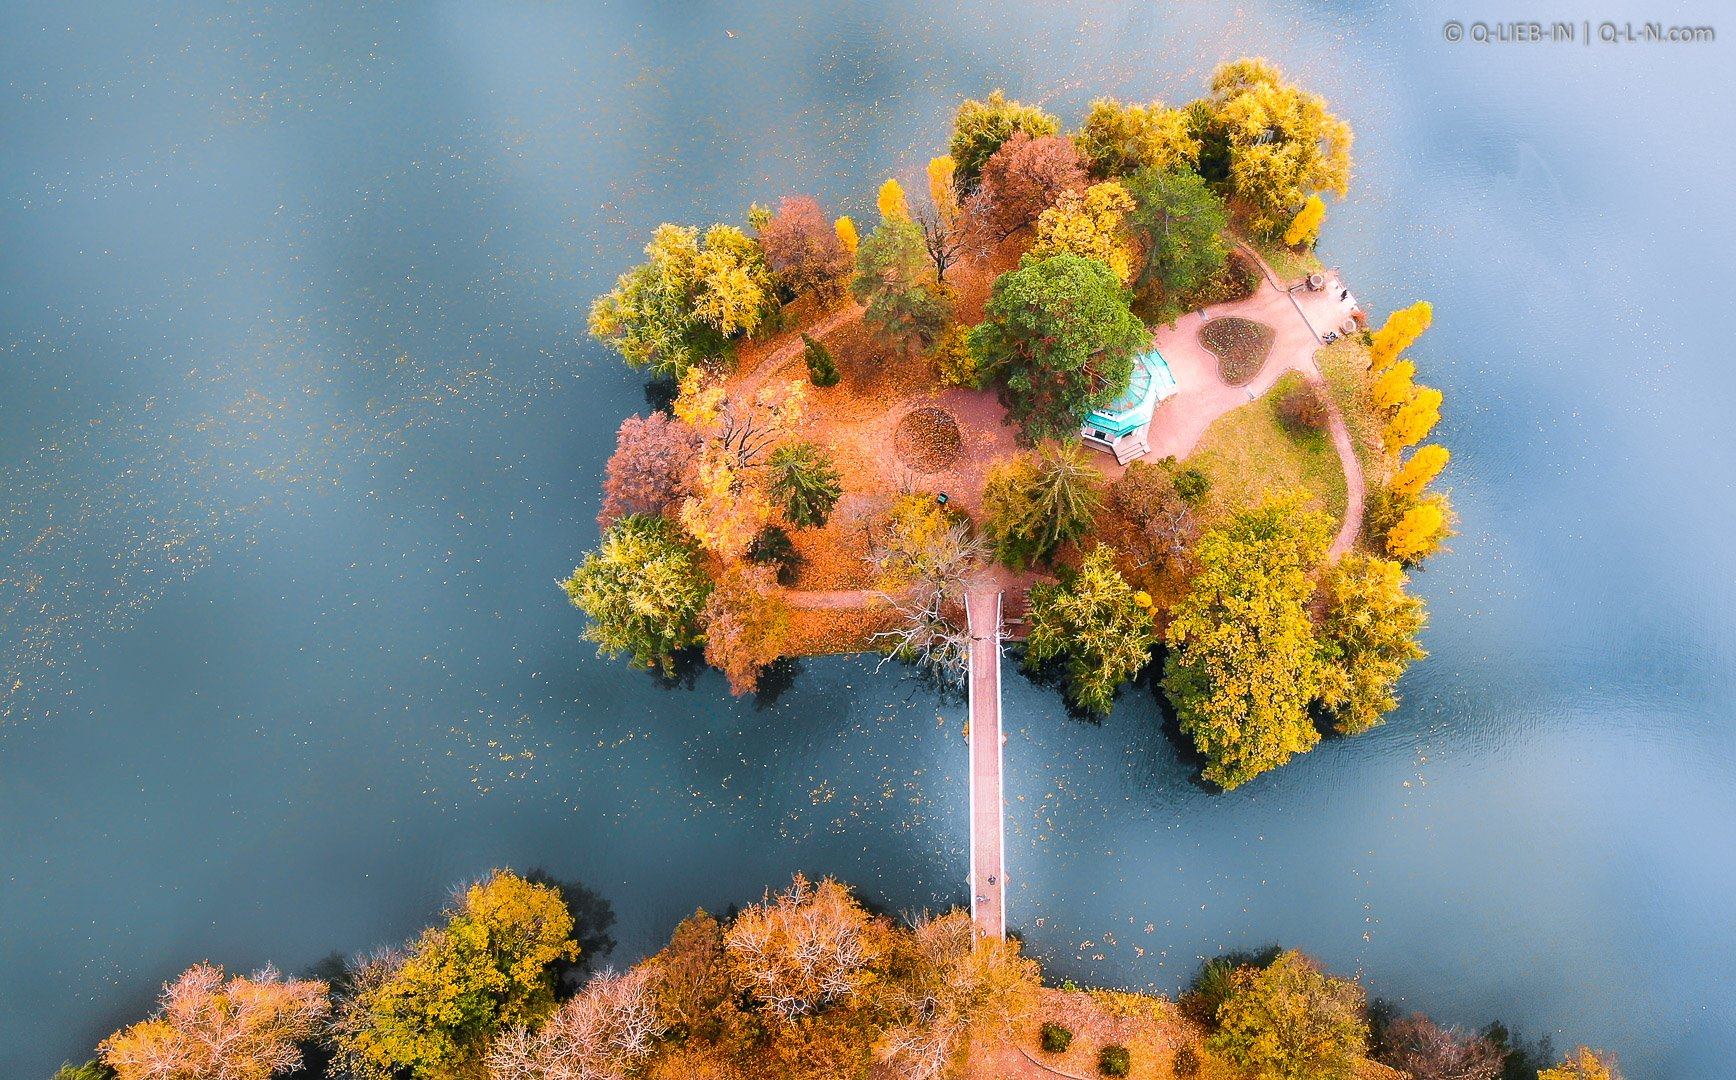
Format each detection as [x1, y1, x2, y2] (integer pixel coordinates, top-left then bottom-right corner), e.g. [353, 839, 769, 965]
[1207, 58, 1353, 236]
[834, 215, 859, 258]
[1385, 495, 1454, 563]
[1390, 444, 1449, 498]
[1371, 360, 1416, 410]
[1539, 1047, 1623, 1080]
[877, 178, 909, 222]
[1369, 301, 1432, 372]
[1283, 194, 1326, 248]
[1385, 385, 1442, 451]
[1075, 97, 1199, 178]
[1315, 554, 1427, 735]
[1027, 181, 1137, 283]
[100, 964, 330, 1080]
[675, 373, 808, 562]
[926, 156, 959, 224]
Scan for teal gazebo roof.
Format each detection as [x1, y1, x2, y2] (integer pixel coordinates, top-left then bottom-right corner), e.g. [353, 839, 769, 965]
[1084, 349, 1178, 438]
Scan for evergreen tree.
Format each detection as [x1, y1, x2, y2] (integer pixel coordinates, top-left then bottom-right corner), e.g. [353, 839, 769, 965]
[802, 333, 840, 387]
[767, 442, 843, 528]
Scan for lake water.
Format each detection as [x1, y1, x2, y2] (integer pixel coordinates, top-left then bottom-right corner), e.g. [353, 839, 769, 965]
[2, 3, 1732, 1076]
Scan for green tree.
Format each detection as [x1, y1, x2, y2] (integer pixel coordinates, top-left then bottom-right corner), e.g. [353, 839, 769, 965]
[1025, 547, 1159, 714]
[767, 442, 843, 528]
[1209, 951, 1368, 1080]
[1075, 97, 1200, 179]
[560, 515, 711, 676]
[802, 333, 840, 387]
[851, 218, 952, 355]
[1124, 168, 1229, 315]
[53, 1064, 116, 1080]
[967, 253, 1148, 443]
[589, 222, 775, 378]
[1203, 58, 1354, 236]
[1162, 497, 1331, 790]
[333, 871, 578, 1080]
[1315, 554, 1427, 735]
[981, 442, 1103, 568]
[948, 89, 1061, 189]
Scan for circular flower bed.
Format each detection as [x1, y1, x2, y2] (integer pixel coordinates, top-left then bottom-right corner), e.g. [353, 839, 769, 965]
[1200, 316, 1275, 386]
[893, 406, 963, 474]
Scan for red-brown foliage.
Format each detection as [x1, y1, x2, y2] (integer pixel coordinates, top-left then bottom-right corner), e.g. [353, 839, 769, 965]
[1277, 380, 1330, 431]
[758, 196, 852, 299]
[969, 134, 1087, 241]
[599, 412, 701, 529]
[1378, 1013, 1505, 1080]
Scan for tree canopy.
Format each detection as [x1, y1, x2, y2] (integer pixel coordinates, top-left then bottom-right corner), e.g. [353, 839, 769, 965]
[1028, 181, 1137, 284]
[948, 89, 1061, 189]
[100, 964, 329, 1080]
[1162, 497, 1332, 790]
[589, 222, 775, 377]
[1202, 58, 1353, 236]
[598, 412, 700, 529]
[1315, 553, 1427, 735]
[333, 871, 577, 1080]
[1124, 167, 1229, 313]
[1075, 97, 1199, 179]
[970, 132, 1087, 240]
[758, 195, 852, 299]
[1024, 546, 1159, 715]
[561, 514, 711, 676]
[851, 217, 951, 354]
[981, 441, 1104, 568]
[1209, 951, 1368, 1080]
[967, 253, 1148, 443]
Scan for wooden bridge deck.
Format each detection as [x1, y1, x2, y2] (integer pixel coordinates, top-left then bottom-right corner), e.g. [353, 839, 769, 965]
[965, 588, 1005, 939]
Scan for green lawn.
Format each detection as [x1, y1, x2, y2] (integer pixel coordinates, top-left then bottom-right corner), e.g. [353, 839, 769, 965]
[1251, 238, 1324, 285]
[1315, 337, 1387, 485]
[1188, 372, 1347, 524]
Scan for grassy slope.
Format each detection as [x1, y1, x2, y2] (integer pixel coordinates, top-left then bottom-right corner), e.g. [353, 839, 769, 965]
[1187, 371, 1347, 524]
[1315, 336, 1389, 486]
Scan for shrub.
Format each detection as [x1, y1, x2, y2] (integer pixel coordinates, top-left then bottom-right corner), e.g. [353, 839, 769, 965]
[802, 334, 840, 387]
[1277, 379, 1329, 431]
[931, 323, 984, 388]
[1172, 1044, 1200, 1078]
[1099, 1044, 1131, 1077]
[1172, 465, 1211, 506]
[1041, 1023, 1074, 1053]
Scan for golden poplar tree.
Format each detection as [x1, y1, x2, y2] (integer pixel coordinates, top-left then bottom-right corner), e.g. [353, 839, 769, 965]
[834, 215, 859, 257]
[1390, 444, 1449, 498]
[1369, 301, 1432, 372]
[1283, 194, 1326, 247]
[926, 156, 959, 224]
[1385, 385, 1442, 451]
[877, 178, 909, 222]
[1385, 496, 1453, 562]
[1371, 360, 1416, 410]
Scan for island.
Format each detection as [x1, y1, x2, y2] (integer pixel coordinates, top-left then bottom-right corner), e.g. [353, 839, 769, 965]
[569, 60, 1456, 793]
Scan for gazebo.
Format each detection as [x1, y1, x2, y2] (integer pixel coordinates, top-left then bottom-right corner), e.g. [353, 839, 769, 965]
[1080, 348, 1179, 464]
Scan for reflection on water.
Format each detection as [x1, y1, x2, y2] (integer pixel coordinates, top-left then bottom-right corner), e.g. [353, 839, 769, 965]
[1, 3, 1732, 1077]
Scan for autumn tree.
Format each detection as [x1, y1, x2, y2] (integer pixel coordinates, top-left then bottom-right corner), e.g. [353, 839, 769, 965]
[1163, 497, 1332, 790]
[981, 441, 1104, 568]
[1386, 385, 1443, 451]
[675, 373, 808, 561]
[1028, 181, 1137, 283]
[966, 253, 1148, 443]
[486, 967, 664, 1080]
[1075, 97, 1199, 179]
[1109, 460, 1201, 605]
[589, 221, 775, 377]
[702, 566, 790, 696]
[868, 496, 984, 681]
[948, 89, 1061, 189]
[98, 964, 329, 1080]
[910, 155, 968, 283]
[1025, 546, 1160, 714]
[1202, 58, 1353, 236]
[970, 132, 1088, 240]
[758, 195, 852, 300]
[1315, 553, 1427, 735]
[598, 412, 701, 529]
[1377, 1013, 1504, 1080]
[877, 177, 910, 222]
[802, 333, 840, 387]
[1284, 193, 1326, 248]
[561, 515, 711, 675]
[1209, 951, 1368, 1080]
[834, 216, 859, 257]
[1538, 1047, 1623, 1080]
[1390, 444, 1449, 498]
[333, 871, 578, 1080]
[1124, 168, 1229, 313]
[851, 217, 952, 355]
[1369, 301, 1432, 372]
[724, 874, 884, 1021]
[1384, 494, 1454, 563]
[1371, 359, 1416, 410]
[53, 1062, 114, 1080]
[767, 442, 842, 528]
